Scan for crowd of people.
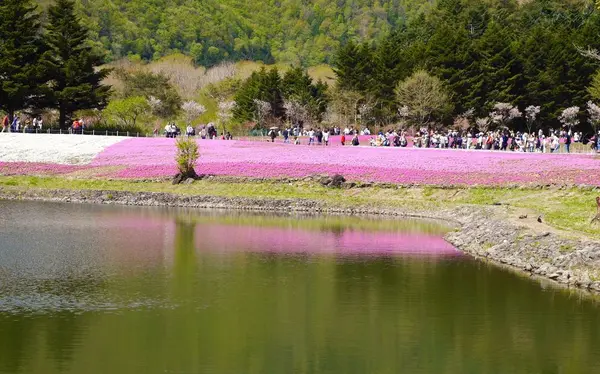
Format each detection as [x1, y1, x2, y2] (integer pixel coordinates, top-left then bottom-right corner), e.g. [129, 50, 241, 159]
[158, 122, 232, 140]
[410, 128, 594, 153]
[267, 125, 600, 153]
[3, 113, 600, 153]
[1, 115, 44, 133]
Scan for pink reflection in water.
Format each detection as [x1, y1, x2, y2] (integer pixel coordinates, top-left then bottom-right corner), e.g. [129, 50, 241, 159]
[195, 224, 460, 256]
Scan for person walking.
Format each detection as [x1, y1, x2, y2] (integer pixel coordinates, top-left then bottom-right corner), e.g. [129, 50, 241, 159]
[323, 129, 329, 146]
[1, 115, 8, 133]
[564, 131, 572, 153]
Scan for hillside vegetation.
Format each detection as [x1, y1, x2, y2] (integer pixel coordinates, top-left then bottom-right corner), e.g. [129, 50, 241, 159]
[36, 0, 435, 66]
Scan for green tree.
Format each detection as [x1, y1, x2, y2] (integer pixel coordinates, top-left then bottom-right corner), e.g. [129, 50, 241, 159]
[588, 71, 600, 101]
[0, 0, 45, 121]
[104, 96, 150, 127]
[395, 70, 453, 130]
[233, 67, 284, 127]
[42, 0, 111, 129]
[118, 70, 182, 118]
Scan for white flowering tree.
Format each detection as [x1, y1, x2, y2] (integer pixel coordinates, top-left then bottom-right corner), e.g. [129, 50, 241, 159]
[358, 103, 374, 126]
[283, 99, 309, 127]
[453, 108, 475, 132]
[217, 101, 235, 125]
[524, 105, 541, 134]
[181, 101, 206, 125]
[587, 101, 600, 135]
[489, 102, 521, 130]
[559, 106, 580, 132]
[147, 96, 162, 117]
[253, 99, 271, 128]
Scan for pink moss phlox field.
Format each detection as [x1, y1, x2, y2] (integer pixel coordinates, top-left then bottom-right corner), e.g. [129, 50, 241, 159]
[88, 138, 600, 186]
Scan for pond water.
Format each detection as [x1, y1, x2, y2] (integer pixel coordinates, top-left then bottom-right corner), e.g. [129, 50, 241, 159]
[0, 201, 599, 374]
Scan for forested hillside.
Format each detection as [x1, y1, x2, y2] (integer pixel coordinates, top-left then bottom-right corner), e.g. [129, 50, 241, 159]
[36, 0, 434, 66]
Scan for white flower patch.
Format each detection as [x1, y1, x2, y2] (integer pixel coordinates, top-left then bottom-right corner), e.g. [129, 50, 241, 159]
[0, 134, 127, 165]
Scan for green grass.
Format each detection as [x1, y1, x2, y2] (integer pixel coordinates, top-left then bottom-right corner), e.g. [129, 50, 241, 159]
[1, 176, 598, 239]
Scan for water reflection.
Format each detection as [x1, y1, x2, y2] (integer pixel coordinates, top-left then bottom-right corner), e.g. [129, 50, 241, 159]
[0, 201, 599, 374]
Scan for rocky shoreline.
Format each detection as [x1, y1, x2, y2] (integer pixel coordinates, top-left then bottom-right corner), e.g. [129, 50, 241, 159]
[2, 186, 600, 293]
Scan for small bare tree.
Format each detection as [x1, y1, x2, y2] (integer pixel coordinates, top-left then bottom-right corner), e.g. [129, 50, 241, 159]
[453, 108, 474, 132]
[476, 117, 491, 133]
[525, 105, 541, 134]
[175, 136, 199, 180]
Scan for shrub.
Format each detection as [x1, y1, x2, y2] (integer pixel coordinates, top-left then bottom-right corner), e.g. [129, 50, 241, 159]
[175, 137, 199, 178]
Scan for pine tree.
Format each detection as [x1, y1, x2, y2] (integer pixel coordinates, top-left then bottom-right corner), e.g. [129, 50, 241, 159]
[42, 0, 111, 128]
[0, 0, 45, 121]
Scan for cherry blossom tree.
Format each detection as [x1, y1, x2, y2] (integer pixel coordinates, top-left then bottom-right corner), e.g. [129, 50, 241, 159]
[489, 102, 521, 130]
[558, 106, 580, 132]
[587, 101, 600, 135]
[181, 101, 206, 124]
[253, 99, 271, 128]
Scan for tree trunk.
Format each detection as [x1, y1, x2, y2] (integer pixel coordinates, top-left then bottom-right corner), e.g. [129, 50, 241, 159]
[59, 102, 67, 130]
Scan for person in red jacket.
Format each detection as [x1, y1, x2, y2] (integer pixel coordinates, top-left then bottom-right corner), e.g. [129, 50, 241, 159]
[1, 115, 8, 132]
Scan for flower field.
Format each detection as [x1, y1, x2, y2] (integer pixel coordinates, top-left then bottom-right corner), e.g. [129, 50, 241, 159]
[1, 135, 599, 186]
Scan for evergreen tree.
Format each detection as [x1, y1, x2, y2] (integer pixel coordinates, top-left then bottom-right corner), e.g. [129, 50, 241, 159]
[42, 0, 111, 128]
[0, 0, 45, 121]
[233, 68, 284, 126]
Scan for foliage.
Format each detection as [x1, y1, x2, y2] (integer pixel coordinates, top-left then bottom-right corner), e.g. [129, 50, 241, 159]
[175, 137, 199, 177]
[334, 0, 600, 130]
[395, 70, 453, 129]
[117, 70, 182, 118]
[0, 0, 45, 120]
[41, 0, 111, 129]
[233, 67, 327, 128]
[36, 0, 431, 66]
[104, 96, 150, 127]
[588, 71, 600, 101]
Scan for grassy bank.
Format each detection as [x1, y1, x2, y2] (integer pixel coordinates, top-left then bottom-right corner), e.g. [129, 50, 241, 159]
[1, 175, 599, 239]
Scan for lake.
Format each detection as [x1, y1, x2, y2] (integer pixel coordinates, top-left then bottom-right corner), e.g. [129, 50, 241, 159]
[0, 201, 599, 374]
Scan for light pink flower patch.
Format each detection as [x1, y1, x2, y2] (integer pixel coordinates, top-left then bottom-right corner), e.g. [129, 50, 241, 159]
[0, 162, 87, 176]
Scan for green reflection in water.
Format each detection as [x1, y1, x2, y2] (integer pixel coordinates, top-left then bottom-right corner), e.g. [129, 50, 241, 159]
[0, 201, 599, 374]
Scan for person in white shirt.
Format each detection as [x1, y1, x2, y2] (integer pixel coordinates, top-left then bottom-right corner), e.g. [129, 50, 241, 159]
[323, 129, 329, 146]
[308, 129, 315, 145]
[343, 127, 350, 135]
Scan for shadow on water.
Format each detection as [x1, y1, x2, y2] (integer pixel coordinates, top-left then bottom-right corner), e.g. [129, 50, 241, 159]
[0, 201, 600, 373]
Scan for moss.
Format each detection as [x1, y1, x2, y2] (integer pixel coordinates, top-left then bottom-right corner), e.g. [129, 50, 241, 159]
[559, 244, 575, 253]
